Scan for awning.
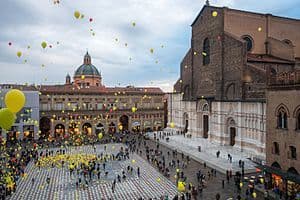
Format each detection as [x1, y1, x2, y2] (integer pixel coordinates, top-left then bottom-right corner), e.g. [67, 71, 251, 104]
[132, 121, 140, 126]
[154, 121, 162, 125]
[95, 126, 104, 129]
[144, 121, 151, 127]
[256, 165, 300, 184]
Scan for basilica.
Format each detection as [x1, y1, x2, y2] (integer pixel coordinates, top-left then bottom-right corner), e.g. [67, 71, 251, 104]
[168, 4, 300, 160]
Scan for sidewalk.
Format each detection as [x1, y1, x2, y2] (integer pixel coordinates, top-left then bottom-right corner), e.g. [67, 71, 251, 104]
[148, 132, 258, 174]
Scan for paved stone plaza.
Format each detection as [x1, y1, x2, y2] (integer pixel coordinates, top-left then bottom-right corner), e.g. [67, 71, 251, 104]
[149, 131, 257, 174]
[9, 144, 177, 200]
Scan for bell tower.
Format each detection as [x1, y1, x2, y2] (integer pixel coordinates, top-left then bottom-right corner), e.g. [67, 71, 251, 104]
[65, 74, 71, 84]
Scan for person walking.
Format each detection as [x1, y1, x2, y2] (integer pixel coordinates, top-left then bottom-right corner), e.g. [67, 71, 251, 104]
[137, 167, 140, 177]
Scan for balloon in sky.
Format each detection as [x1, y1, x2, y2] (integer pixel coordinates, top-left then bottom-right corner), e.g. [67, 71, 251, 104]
[8, 42, 12, 46]
[131, 106, 137, 113]
[41, 41, 47, 49]
[17, 51, 22, 58]
[74, 11, 81, 19]
[212, 11, 218, 17]
[150, 48, 154, 54]
[132, 22, 136, 27]
[0, 108, 15, 130]
[89, 18, 93, 22]
[170, 122, 175, 128]
[5, 89, 26, 113]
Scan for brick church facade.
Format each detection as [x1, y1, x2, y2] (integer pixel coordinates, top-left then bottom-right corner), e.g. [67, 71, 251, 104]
[168, 4, 300, 159]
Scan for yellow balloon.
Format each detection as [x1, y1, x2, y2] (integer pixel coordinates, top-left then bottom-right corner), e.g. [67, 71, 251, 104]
[41, 41, 47, 49]
[5, 89, 26, 113]
[0, 108, 15, 130]
[98, 133, 103, 140]
[131, 107, 137, 113]
[119, 124, 123, 130]
[170, 122, 175, 128]
[74, 11, 81, 19]
[260, 178, 264, 184]
[252, 192, 257, 198]
[212, 11, 218, 17]
[131, 159, 136, 164]
[177, 181, 185, 192]
[17, 51, 22, 58]
[156, 178, 161, 182]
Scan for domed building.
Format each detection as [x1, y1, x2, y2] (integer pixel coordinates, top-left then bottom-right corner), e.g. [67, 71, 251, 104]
[73, 52, 102, 87]
[34, 52, 166, 139]
[0, 52, 165, 142]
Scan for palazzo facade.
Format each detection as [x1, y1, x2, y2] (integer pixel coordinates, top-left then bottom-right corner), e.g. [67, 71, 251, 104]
[39, 52, 165, 139]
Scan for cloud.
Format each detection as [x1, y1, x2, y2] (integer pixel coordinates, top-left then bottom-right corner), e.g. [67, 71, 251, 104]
[0, 0, 299, 92]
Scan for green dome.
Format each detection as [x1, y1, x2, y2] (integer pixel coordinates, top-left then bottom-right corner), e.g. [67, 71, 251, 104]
[75, 64, 100, 76]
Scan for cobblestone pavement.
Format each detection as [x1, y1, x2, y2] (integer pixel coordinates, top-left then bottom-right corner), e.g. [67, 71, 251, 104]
[9, 144, 177, 200]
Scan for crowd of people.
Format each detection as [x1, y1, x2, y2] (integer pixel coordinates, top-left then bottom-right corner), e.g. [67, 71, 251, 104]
[0, 141, 39, 200]
[0, 130, 272, 200]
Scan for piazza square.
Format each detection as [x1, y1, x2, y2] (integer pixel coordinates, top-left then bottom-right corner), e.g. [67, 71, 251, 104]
[1, 0, 300, 200]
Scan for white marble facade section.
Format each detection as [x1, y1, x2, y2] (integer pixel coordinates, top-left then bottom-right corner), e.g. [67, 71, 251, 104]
[168, 93, 266, 158]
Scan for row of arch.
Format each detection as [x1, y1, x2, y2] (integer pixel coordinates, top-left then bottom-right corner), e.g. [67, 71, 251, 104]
[271, 162, 298, 175]
[40, 115, 130, 138]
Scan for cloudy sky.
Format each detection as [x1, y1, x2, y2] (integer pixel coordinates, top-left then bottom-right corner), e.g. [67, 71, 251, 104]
[0, 0, 299, 92]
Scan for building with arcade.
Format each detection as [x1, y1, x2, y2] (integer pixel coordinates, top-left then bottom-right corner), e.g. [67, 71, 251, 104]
[38, 52, 165, 139]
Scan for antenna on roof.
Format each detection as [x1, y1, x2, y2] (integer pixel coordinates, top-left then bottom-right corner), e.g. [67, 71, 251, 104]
[205, 0, 210, 6]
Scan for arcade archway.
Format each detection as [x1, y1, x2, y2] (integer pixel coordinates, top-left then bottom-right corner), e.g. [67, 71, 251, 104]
[288, 167, 298, 175]
[119, 115, 129, 131]
[40, 117, 51, 139]
[82, 123, 92, 135]
[271, 162, 281, 169]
